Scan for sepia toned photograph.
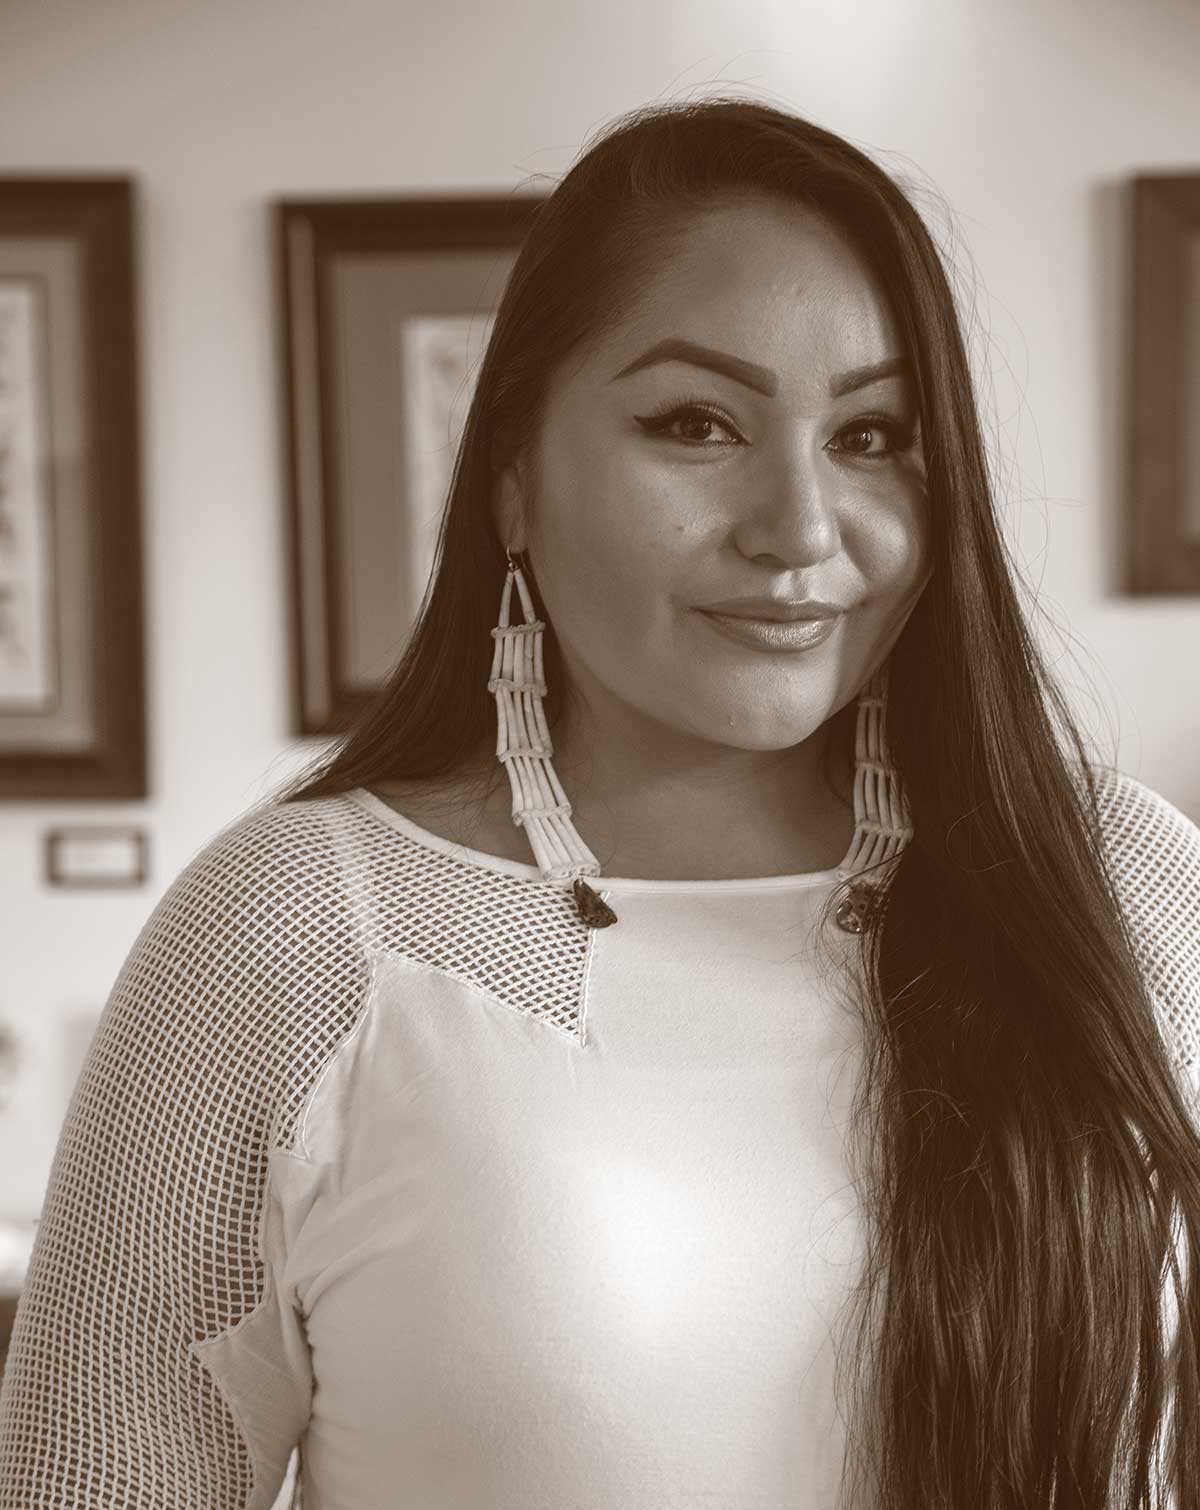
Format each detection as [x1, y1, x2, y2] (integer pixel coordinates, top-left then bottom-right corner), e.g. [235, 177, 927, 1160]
[2, 4, 1199, 1509]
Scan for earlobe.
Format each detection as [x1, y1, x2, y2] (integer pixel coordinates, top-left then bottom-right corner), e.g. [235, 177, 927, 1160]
[491, 463, 529, 555]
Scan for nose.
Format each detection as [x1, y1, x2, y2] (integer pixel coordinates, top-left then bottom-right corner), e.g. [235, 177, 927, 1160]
[732, 450, 841, 568]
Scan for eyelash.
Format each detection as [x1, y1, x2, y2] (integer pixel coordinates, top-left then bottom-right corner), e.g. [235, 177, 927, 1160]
[633, 395, 919, 459]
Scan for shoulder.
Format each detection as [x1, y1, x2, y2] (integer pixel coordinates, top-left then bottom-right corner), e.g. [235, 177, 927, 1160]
[1086, 767, 1200, 902]
[1084, 766, 1200, 1069]
[105, 790, 374, 1153]
[167, 789, 360, 907]
[122, 790, 370, 1029]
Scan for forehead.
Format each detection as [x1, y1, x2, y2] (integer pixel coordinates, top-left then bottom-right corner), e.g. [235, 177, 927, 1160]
[584, 197, 902, 393]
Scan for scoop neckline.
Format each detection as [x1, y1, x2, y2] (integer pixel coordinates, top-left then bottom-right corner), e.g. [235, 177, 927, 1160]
[346, 786, 850, 894]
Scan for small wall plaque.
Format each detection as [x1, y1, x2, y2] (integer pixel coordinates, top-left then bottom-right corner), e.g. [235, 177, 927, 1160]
[44, 824, 148, 888]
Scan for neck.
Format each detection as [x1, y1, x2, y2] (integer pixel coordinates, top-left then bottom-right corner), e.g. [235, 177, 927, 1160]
[470, 700, 858, 882]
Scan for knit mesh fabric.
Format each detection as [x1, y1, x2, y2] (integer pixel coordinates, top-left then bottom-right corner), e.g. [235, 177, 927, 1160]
[0, 766, 1197, 1508]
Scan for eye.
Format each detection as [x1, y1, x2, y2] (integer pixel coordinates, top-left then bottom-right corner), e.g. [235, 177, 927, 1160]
[632, 397, 920, 459]
[633, 398, 743, 448]
[829, 414, 919, 461]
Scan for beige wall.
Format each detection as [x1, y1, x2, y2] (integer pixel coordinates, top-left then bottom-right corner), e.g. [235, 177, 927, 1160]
[0, 0, 1197, 1220]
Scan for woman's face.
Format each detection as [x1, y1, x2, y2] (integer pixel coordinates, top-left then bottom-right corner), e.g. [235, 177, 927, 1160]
[494, 195, 932, 773]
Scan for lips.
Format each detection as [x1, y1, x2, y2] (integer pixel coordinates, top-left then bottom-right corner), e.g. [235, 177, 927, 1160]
[697, 609, 840, 652]
[716, 609, 837, 622]
[699, 598, 844, 621]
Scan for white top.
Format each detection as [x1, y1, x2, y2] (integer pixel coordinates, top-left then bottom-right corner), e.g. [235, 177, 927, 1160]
[1, 769, 1198, 1509]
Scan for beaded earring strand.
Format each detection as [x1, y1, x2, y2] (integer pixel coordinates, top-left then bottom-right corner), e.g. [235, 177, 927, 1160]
[832, 661, 914, 933]
[488, 549, 618, 928]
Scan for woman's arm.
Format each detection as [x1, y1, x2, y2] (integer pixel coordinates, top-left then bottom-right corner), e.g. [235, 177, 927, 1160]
[0, 800, 355, 1508]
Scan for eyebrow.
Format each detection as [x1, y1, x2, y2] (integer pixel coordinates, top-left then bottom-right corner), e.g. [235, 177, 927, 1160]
[609, 337, 911, 398]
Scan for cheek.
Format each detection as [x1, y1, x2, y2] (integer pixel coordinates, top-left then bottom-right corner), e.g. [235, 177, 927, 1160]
[538, 428, 653, 559]
[535, 524, 648, 648]
[855, 487, 931, 591]
[546, 496, 688, 617]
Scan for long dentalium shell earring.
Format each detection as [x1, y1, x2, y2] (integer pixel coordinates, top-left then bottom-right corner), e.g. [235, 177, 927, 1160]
[488, 547, 912, 933]
[833, 658, 913, 933]
[488, 548, 616, 928]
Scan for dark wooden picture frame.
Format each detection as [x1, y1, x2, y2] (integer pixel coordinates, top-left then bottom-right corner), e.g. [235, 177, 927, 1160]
[276, 193, 546, 737]
[0, 177, 147, 800]
[1128, 173, 1200, 594]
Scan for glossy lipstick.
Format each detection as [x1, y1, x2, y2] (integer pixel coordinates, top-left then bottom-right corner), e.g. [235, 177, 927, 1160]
[697, 609, 840, 652]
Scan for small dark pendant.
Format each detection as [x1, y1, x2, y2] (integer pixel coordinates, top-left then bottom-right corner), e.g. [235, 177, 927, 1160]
[835, 881, 875, 934]
[572, 878, 619, 928]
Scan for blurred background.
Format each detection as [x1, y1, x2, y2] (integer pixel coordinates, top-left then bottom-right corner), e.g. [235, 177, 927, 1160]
[0, 0, 1197, 1307]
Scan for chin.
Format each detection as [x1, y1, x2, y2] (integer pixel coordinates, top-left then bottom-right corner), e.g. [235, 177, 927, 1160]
[710, 712, 833, 751]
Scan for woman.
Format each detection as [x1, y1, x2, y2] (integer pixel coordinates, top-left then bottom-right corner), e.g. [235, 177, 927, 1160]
[2, 97, 1199, 1510]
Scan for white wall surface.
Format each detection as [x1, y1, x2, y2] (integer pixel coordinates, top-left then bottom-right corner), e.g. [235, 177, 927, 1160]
[0, 0, 1197, 1221]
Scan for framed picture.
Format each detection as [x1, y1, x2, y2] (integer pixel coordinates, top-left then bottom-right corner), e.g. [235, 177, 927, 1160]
[0, 177, 147, 800]
[277, 192, 545, 736]
[1128, 173, 1200, 593]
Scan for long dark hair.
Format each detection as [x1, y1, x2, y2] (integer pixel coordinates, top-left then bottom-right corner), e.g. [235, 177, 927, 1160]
[269, 97, 1200, 1507]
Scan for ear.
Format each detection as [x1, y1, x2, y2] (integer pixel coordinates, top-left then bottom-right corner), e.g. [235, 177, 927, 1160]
[491, 460, 529, 556]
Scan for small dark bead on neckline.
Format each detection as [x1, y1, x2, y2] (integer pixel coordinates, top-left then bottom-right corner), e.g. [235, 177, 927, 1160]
[573, 878, 619, 928]
[835, 880, 879, 933]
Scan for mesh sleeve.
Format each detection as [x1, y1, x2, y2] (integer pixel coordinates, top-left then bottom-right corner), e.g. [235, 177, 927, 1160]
[1091, 769, 1200, 1103]
[0, 796, 371, 1509]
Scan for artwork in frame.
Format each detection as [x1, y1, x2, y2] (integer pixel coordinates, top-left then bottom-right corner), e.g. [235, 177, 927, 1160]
[276, 192, 546, 736]
[0, 177, 147, 800]
[1128, 173, 1200, 594]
